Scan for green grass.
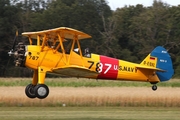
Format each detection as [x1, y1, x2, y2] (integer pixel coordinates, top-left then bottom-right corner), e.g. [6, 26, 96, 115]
[0, 107, 179, 120]
[0, 77, 179, 87]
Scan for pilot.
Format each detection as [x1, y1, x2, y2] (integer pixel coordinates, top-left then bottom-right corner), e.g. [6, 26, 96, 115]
[84, 48, 90, 57]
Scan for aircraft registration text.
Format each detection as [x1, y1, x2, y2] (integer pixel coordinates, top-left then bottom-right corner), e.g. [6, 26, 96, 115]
[143, 61, 155, 67]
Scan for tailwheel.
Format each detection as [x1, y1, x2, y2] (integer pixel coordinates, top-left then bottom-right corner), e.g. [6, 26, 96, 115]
[25, 84, 36, 98]
[34, 84, 49, 99]
[152, 84, 157, 91]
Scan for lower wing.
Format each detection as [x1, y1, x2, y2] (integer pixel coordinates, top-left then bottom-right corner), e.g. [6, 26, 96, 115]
[52, 65, 98, 78]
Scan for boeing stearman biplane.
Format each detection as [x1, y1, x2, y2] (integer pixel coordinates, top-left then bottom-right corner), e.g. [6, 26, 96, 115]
[8, 27, 174, 99]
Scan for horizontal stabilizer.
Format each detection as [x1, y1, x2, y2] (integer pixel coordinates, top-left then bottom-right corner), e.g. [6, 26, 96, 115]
[136, 65, 166, 72]
[52, 65, 98, 77]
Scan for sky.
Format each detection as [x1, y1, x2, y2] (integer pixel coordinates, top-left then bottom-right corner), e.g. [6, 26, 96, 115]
[107, 0, 180, 10]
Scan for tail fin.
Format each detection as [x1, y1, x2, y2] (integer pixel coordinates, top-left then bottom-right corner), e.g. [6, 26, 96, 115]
[140, 46, 174, 82]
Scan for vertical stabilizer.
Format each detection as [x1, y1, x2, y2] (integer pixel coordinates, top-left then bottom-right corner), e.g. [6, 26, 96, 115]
[141, 46, 174, 82]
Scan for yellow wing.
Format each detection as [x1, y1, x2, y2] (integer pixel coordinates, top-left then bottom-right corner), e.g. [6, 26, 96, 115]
[22, 27, 92, 41]
[52, 65, 98, 77]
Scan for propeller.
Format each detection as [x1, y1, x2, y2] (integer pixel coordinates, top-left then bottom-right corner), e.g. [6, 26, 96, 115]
[4, 31, 19, 77]
[8, 30, 18, 56]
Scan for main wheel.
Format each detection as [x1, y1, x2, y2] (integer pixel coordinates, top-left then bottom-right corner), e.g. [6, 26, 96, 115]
[25, 84, 36, 98]
[152, 85, 157, 91]
[34, 84, 49, 99]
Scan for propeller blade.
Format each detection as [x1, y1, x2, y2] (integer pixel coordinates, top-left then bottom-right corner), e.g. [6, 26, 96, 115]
[11, 30, 18, 51]
[8, 30, 18, 56]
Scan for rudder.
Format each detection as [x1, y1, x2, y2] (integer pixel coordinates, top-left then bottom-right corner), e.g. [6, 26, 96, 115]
[140, 46, 174, 82]
[150, 46, 174, 81]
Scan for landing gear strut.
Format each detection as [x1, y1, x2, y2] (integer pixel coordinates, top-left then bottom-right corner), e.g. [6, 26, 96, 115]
[25, 84, 49, 99]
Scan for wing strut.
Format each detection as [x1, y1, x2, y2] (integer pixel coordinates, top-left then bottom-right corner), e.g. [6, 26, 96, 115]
[76, 36, 85, 67]
[68, 36, 76, 65]
[41, 34, 47, 51]
[67, 35, 85, 67]
[28, 36, 32, 45]
[57, 32, 67, 64]
[37, 35, 40, 46]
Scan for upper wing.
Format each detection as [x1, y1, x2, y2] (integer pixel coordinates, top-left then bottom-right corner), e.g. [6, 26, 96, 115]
[52, 65, 98, 77]
[22, 27, 92, 40]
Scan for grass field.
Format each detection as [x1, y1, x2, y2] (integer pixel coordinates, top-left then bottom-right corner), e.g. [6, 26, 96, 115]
[0, 78, 180, 107]
[0, 107, 180, 120]
[0, 78, 180, 119]
[1, 86, 180, 107]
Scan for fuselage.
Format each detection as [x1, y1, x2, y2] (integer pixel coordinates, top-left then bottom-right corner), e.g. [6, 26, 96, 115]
[24, 45, 151, 82]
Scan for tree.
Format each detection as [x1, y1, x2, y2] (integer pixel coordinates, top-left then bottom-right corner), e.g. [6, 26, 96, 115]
[0, 0, 112, 77]
[31, 0, 112, 54]
[112, 4, 145, 62]
[0, 0, 22, 76]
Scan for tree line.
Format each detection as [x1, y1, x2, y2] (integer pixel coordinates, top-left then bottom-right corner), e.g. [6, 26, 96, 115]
[1, 0, 180, 77]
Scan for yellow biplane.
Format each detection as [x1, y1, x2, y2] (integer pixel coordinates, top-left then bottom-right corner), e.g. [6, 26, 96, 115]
[8, 27, 174, 99]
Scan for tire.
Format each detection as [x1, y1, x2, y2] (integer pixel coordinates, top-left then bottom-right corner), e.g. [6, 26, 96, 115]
[25, 84, 36, 98]
[152, 85, 157, 91]
[34, 84, 49, 99]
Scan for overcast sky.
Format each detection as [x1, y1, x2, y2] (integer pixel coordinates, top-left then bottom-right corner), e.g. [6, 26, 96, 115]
[107, 0, 180, 10]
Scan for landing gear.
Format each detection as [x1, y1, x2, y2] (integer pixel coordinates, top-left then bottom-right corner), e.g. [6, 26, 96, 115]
[150, 82, 158, 91]
[25, 84, 36, 98]
[25, 84, 49, 99]
[34, 84, 49, 99]
[25, 67, 50, 99]
[152, 84, 157, 91]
